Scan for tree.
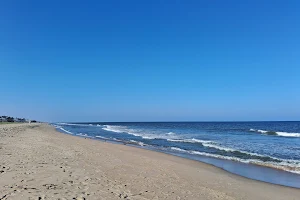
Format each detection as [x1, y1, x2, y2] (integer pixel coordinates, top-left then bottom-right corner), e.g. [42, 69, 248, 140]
[7, 117, 14, 122]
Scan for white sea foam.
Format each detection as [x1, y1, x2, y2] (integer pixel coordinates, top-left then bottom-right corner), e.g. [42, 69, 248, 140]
[95, 135, 109, 140]
[168, 138, 251, 155]
[202, 143, 237, 152]
[57, 123, 91, 127]
[250, 129, 300, 137]
[170, 147, 300, 174]
[102, 125, 124, 133]
[129, 140, 146, 146]
[76, 133, 93, 138]
[172, 142, 300, 169]
[59, 127, 73, 135]
[200, 143, 281, 159]
[168, 138, 273, 159]
[276, 131, 300, 137]
[166, 132, 176, 135]
[57, 123, 103, 127]
[250, 129, 270, 134]
[102, 125, 179, 140]
[57, 123, 77, 126]
[171, 147, 188, 152]
[258, 129, 268, 134]
[167, 138, 212, 144]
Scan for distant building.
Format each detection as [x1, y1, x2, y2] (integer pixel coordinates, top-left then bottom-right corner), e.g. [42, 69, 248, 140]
[15, 118, 26, 123]
[0, 117, 7, 122]
[0, 116, 27, 123]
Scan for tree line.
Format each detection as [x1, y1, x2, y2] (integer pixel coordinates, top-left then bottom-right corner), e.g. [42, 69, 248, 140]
[0, 116, 37, 123]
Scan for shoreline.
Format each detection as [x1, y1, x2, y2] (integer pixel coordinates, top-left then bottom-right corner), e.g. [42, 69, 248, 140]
[56, 124, 300, 189]
[54, 125, 300, 190]
[1, 123, 299, 199]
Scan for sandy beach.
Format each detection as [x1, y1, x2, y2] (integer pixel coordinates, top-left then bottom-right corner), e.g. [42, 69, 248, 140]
[0, 123, 299, 200]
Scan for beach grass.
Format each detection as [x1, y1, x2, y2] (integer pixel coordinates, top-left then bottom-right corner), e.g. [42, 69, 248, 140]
[0, 122, 12, 124]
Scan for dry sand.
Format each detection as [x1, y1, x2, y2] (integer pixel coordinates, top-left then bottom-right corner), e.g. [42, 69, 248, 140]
[0, 123, 299, 200]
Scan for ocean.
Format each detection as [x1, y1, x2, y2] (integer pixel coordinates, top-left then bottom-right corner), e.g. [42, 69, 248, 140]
[53, 121, 300, 188]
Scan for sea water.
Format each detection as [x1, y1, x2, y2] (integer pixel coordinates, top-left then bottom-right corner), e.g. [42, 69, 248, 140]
[53, 121, 300, 188]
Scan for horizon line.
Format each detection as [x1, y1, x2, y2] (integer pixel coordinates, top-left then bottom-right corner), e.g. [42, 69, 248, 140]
[51, 120, 300, 123]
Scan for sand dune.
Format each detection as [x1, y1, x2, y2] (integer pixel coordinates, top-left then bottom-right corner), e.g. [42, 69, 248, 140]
[0, 123, 299, 199]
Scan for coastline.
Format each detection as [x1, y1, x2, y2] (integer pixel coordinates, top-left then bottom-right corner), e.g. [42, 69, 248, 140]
[1, 123, 299, 199]
[56, 123, 300, 188]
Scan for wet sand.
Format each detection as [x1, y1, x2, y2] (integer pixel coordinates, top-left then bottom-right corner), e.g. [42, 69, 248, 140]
[0, 123, 299, 199]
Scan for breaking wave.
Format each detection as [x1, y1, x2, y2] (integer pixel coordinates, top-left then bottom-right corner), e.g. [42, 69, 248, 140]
[168, 139, 297, 164]
[250, 129, 300, 137]
[76, 133, 94, 138]
[102, 125, 124, 133]
[129, 140, 146, 146]
[170, 147, 300, 174]
[167, 138, 212, 144]
[57, 123, 92, 127]
[102, 125, 179, 140]
[58, 127, 74, 135]
[95, 135, 109, 140]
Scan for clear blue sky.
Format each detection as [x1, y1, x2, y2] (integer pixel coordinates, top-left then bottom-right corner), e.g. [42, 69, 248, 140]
[1, 0, 299, 122]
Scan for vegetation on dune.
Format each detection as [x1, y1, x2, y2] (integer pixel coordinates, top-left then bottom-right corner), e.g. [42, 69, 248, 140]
[0, 116, 37, 123]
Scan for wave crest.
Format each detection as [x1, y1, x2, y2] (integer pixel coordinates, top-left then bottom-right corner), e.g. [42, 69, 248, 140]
[102, 125, 179, 140]
[250, 129, 300, 137]
[170, 147, 300, 174]
[57, 127, 74, 135]
[167, 138, 212, 144]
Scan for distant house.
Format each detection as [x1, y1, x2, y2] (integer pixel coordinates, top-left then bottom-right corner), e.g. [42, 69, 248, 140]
[15, 118, 26, 123]
[0, 116, 28, 123]
[0, 117, 7, 122]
